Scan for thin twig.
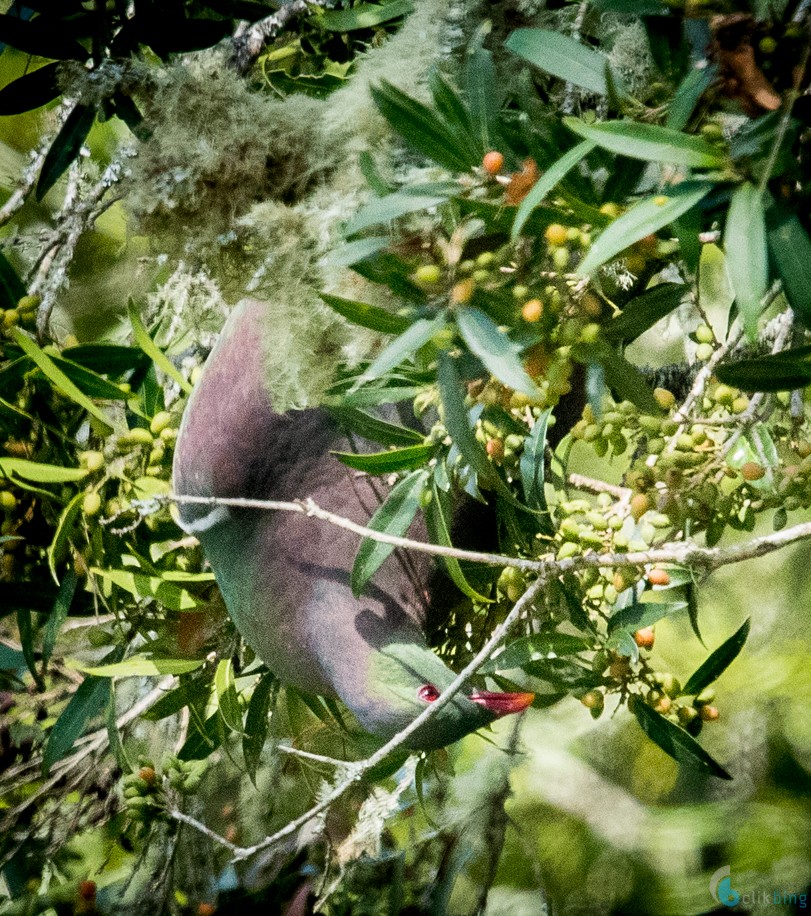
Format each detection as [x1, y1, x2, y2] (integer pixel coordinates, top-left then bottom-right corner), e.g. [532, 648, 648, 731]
[230, 0, 323, 74]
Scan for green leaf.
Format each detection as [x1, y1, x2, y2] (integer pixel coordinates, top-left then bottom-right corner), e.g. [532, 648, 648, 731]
[0, 457, 87, 485]
[345, 185, 456, 236]
[481, 632, 588, 673]
[321, 0, 413, 30]
[90, 568, 202, 612]
[666, 64, 717, 131]
[604, 283, 686, 343]
[325, 236, 391, 268]
[41, 569, 77, 672]
[337, 384, 424, 408]
[319, 292, 411, 335]
[519, 410, 550, 513]
[80, 655, 203, 677]
[62, 343, 149, 376]
[0, 251, 26, 310]
[437, 352, 498, 489]
[466, 25, 499, 154]
[725, 183, 768, 339]
[36, 104, 96, 201]
[351, 469, 427, 596]
[327, 407, 423, 447]
[428, 68, 475, 152]
[0, 14, 90, 61]
[512, 140, 597, 238]
[683, 618, 750, 697]
[563, 118, 726, 168]
[333, 443, 434, 473]
[11, 329, 113, 433]
[456, 307, 540, 397]
[357, 316, 445, 386]
[128, 300, 191, 395]
[632, 698, 732, 779]
[179, 710, 224, 761]
[766, 203, 811, 329]
[243, 673, 276, 786]
[43, 672, 113, 775]
[506, 29, 624, 96]
[0, 641, 26, 672]
[424, 478, 491, 603]
[215, 659, 243, 733]
[48, 491, 84, 583]
[17, 607, 42, 688]
[371, 81, 475, 172]
[0, 62, 61, 115]
[142, 677, 212, 721]
[578, 182, 715, 276]
[686, 578, 703, 645]
[607, 598, 687, 645]
[715, 350, 811, 392]
[48, 354, 132, 401]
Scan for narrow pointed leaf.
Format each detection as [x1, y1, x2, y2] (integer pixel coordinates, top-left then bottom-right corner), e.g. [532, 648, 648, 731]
[604, 283, 686, 342]
[456, 307, 540, 397]
[327, 407, 423, 447]
[142, 677, 212, 721]
[128, 300, 192, 394]
[243, 673, 276, 785]
[481, 632, 589, 673]
[725, 184, 767, 339]
[425, 478, 491, 603]
[563, 118, 725, 168]
[633, 698, 732, 779]
[466, 26, 499, 154]
[519, 409, 550, 513]
[11, 329, 113, 432]
[506, 29, 623, 96]
[0, 61, 60, 115]
[345, 185, 455, 236]
[215, 659, 243, 733]
[319, 292, 410, 335]
[48, 354, 132, 400]
[666, 63, 717, 131]
[351, 469, 427, 596]
[513, 140, 596, 238]
[0, 457, 87, 484]
[41, 569, 76, 672]
[683, 618, 750, 697]
[47, 491, 84, 583]
[43, 671, 113, 775]
[321, 0, 413, 30]
[0, 251, 26, 309]
[715, 351, 811, 392]
[81, 655, 203, 677]
[579, 182, 715, 276]
[333, 443, 434, 473]
[90, 568, 201, 612]
[36, 104, 95, 201]
[357, 316, 445, 386]
[766, 203, 811, 329]
[0, 14, 89, 60]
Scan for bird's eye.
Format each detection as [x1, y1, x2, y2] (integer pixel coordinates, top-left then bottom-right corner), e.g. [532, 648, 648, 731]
[418, 684, 440, 703]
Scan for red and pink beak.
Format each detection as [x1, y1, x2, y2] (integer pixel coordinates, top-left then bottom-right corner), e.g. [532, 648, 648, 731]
[470, 690, 535, 717]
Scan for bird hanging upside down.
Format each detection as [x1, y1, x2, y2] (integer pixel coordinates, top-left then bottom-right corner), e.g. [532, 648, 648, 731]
[172, 299, 533, 750]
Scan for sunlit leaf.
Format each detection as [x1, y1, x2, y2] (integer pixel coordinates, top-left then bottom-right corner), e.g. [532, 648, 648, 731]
[321, 0, 413, 30]
[215, 659, 243, 733]
[604, 283, 686, 343]
[351, 469, 427, 596]
[128, 300, 192, 394]
[456, 307, 540, 397]
[725, 183, 767, 339]
[80, 655, 203, 677]
[243, 673, 276, 786]
[333, 443, 434, 473]
[319, 292, 411, 335]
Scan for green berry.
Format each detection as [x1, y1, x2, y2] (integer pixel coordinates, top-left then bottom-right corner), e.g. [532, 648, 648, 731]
[414, 264, 442, 284]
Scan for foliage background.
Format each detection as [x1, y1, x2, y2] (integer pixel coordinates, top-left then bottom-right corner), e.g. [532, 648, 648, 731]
[0, 0, 809, 913]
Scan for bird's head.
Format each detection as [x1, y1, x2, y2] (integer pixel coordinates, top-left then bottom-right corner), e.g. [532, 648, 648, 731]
[346, 641, 533, 751]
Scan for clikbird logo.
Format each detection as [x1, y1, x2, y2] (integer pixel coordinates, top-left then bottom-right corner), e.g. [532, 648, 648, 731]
[710, 866, 741, 908]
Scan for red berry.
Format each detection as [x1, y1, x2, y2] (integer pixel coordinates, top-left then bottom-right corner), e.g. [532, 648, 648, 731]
[482, 151, 504, 175]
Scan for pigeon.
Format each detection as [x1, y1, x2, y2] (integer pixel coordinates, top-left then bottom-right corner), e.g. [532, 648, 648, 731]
[173, 299, 533, 750]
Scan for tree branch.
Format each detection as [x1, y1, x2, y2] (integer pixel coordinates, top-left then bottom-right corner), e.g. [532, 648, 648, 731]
[230, 0, 320, 74]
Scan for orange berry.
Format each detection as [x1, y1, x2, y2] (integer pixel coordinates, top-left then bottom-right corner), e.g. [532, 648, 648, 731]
[198, 905, 217, 916]
[451, 279, 475, 304]
[700, 705, 720, 721]
[486, 438, 505, 460]
[633, 627, 655, 649]
[741, 461, 765, 481]
[544, 223, 569, 247]
[646, 568, 671, 587]
[482, 150, 504, 175]
[521, 299, 543, 322]
[139, 766, 156, 784]
[630, 492, 651, 521]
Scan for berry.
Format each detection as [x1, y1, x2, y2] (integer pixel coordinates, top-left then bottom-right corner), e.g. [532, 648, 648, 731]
[759, 36, 777, 54]
[741, 462, 766, 481]
[482, 151, 504, 175]
[630, 492, 651, 521]
[82, 492, 102, 517]
[0, 491, 17, 511]
[653, 387, 676, 410]
[414, 264, 442, 285]
[150, 411, 172, 435]
[139, 766, 157, 784]
[521, 299, 543, 322]
[451, 279, 475, 304]
[545, 224, 569, 246]
[581, 689, 604, 712]
[695, 342, 714, 361]
[647, 568, 670, 587]
[634, 627, 655, 649]
[695, 324, 714, 344]
[78, 881, 97, 901]
[700, 704, 720, 721]
[486, 438, 504, 460]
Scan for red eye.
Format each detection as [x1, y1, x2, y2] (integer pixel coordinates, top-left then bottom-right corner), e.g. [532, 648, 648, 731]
[418, 684, 440, 703]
